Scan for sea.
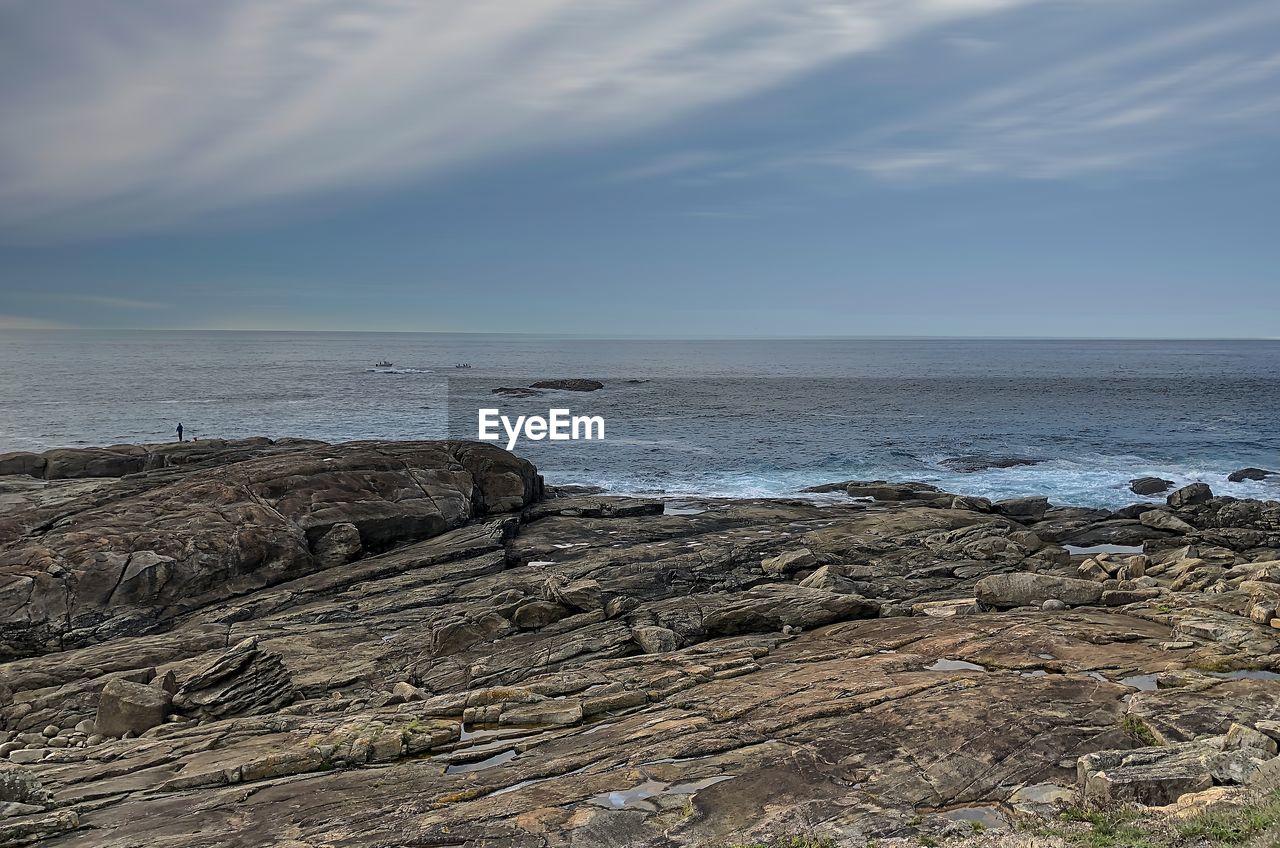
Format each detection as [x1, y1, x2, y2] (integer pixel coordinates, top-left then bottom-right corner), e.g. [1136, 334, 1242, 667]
[1, 330, 1277, 509]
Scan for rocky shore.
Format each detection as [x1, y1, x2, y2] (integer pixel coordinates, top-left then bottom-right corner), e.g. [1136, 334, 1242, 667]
[0, 439, 1278, 847]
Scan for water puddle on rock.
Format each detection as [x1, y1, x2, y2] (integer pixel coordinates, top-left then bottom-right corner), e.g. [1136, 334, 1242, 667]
[444, 748, 517, 774]
[926, 659, 986, 672]
[1120, 673, 1160, 691]
[588, 775, 735, 811]
[937, 805, 1006, 829]
[486, 764, 591, 798]
[1064, 544, 1144, 556]
[664, 503, 706, 516]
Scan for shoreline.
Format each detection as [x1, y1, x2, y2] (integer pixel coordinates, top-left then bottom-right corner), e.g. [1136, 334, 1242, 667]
[1, 437, 1278, 845]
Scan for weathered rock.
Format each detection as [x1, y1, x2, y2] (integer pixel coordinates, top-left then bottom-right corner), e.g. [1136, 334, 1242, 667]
[940, 455, 1042, 473]
[312, 522, 362, 567]
[991, 496, 1050, 521]
[1228, 468, 1273, 483]
[170, 637, 294, 721]
[975, 573, 1104, 608]
[760, 548, 818, 575]
[1140, 509, 1197, 534]
[528, 379, 604, 392]
[1130, 477, 1175, 496]
[95, 678, 171, 737]
[1168, 482, 1213, 508]
[631, 625, 679, 654]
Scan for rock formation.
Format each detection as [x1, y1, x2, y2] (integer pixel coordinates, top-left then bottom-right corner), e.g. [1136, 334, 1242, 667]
[0, 441, 1277, 847]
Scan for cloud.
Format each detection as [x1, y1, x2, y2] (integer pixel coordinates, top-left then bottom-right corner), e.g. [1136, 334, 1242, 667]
[0, 0, 1046, 237]
[813, 3, 1280, 181]
[0, 314, 72, 330]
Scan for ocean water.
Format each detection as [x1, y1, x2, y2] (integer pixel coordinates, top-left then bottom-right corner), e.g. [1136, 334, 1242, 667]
[1, 330, 1277, 509]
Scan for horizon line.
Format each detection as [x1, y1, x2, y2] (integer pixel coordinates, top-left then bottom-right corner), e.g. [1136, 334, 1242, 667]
[0, 328, 1278, 342]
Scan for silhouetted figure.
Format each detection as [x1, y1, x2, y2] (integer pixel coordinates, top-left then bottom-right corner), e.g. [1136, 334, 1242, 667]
[176, 423, 184, 442]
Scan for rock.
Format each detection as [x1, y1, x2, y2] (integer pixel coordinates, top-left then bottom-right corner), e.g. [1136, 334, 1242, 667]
[991, 496, 1050, 521]
[1, 440, 540, 658]
[1041, 599, 1068, 611]
[1225, 723, 1278, 757]
[542, 577, 603, 611]
[0, 764, 51, 807]
[1228, 468, 1273, 483]
[312, 522, 362, 567]
[1, 801, 45, 817]
[939, 455, 1042, 473]
[512, 600, 570, 630]
[1101, 588, 1161, 606]
[492, 386, 543, 397]
[171, 637, 294, 721]
[1078, 743, 1215, 806]
[1140, 509, 1197, 534]
[912, 599, 980, 617]
[1130, 477, 1175, 496]
[95, 678, 171, 737]
[4, 750, 43, 765]
[845, 482, 943, 501]
[975, 574, 1104, 609]
[73, 720, 95, 734]
[760, 548, 818, 575]
[499, 700, 583, 727]
[388, 682, 425, 704]
[631, 626, 679, 654]
[527, 379, 604, 392]
[39, 726, 57, 738]
[0, 452, 46, 478]
[1168, 483, 1213, 508]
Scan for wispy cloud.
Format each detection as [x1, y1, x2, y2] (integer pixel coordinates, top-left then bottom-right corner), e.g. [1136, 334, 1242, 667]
[0, 0, 1045, 237]
[813, 4, 1280, 181]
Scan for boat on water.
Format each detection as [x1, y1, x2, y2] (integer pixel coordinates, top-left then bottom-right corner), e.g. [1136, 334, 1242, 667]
[454, 363, 472, 369]
[375, 360, 393, 368]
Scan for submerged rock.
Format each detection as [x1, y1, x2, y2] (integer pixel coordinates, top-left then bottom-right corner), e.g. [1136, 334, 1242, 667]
[1131, 477, 1175, 496]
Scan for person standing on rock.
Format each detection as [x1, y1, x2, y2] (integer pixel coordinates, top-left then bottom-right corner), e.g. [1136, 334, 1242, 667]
[176, 423, 184, 442]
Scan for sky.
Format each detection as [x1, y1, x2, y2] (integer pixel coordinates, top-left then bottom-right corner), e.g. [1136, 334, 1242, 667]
[0, 0, 1277, 337]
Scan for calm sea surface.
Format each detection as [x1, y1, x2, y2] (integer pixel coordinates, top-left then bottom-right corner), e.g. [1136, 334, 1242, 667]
[1, 331, 1277, 508]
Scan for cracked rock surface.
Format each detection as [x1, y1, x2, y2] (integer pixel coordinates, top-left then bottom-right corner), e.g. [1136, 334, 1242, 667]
[0, 441, 1278, 846]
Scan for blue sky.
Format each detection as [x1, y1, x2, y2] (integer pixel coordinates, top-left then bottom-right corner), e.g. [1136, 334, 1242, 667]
[1, 0, 1277, 336]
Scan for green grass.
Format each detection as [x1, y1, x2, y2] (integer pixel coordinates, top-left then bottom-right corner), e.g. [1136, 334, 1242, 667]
[719, 837, 838, 848]
[1034, 792, 1280, 848]
[1121, 714, 1161, 747]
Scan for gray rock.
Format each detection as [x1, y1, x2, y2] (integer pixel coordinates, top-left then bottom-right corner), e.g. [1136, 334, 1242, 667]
[5, 750, 44, 765]
[631, 625, 679, 654]
[312, 522, 362, 567]
[1168, 483, 1212, 508]
[992, 496, 1050, 521]
[1130, 477, 1174, 496]
[761, 548, 818, 575]
[171, 637, 294, 721]
[1228, 468, 1273, 483]
[95, 678, 171, 737]
[975, 574, 1104, 609]
[1041, 599, 1068, 611]
[1140, 510, 1196, 534]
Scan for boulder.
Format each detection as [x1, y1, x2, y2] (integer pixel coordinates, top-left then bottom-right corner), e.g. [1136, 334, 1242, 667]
[312, 522, 362, 567]
[1228, 468, 1273, 483]
[939, 456, 1042, 473]
[0, 452, 45, 478]
[975, 574, 1103, 609]
[0, 764, 51, 807]
[1168, 483, 1212, 508]
[171, 637, 294, 721]
[844, 482, 943, 501]
[1130, 477, 1174, 496]
[95, 678, 171, 738]
[991, 496, 1050, 521]
[528, 379, 603, 392]
[761, 548, 818, 575]
[1140, 510, 1197, 534]
[631, 626, 679, 654]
